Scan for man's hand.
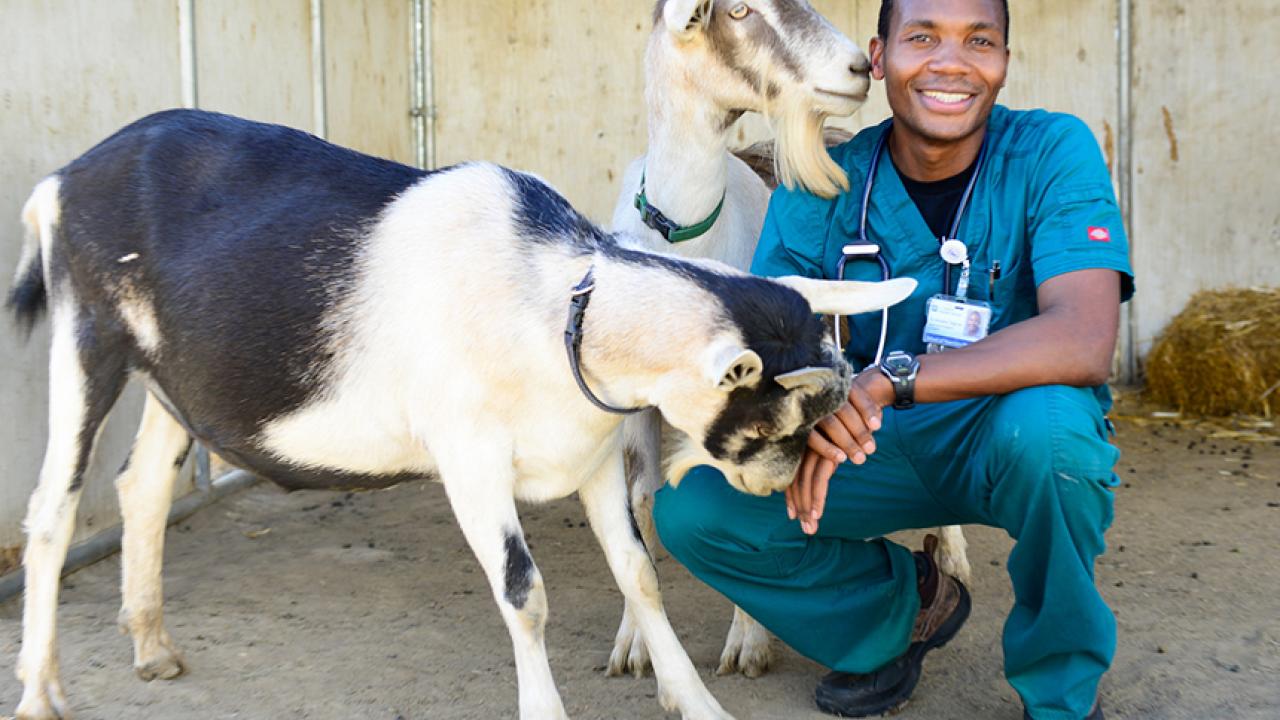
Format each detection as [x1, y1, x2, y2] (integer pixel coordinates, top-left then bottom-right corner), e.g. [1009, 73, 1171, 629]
[784, 269, 1124, 535]
[786, 369, 894, 535]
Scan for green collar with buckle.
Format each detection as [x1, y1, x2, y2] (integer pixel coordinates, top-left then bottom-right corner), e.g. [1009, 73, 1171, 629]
[633, 171, 726, 243]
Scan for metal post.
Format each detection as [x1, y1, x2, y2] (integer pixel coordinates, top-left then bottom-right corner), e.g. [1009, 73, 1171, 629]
[1117, 0, 1136, 382]
[0, 470, 259, 603]
[411, 0, 436, 170]
[311, 0, 328, 139]
[178, 0, 198, 108]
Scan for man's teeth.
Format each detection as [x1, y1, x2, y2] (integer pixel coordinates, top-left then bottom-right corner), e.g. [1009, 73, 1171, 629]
[922, 90, 971, 104]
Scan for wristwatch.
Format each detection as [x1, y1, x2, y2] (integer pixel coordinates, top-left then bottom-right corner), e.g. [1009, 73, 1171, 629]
[877, 350, 919, 410]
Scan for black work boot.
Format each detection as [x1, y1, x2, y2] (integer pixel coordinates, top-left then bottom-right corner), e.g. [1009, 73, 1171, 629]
[814, 535, 971, 717]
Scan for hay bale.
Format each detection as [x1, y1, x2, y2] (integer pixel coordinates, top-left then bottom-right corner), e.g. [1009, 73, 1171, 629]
[1145, 287, 1280, 416]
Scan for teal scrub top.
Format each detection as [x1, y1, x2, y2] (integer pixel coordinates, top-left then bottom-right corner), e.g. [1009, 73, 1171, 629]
[751, 105, 1135, 409]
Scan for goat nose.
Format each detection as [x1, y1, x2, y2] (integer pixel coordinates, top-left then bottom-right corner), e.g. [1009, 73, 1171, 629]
[850, 56, 871, 75]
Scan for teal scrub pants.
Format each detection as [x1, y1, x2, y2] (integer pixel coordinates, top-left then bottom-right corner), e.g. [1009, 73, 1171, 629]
[654, 384, 1120, 720]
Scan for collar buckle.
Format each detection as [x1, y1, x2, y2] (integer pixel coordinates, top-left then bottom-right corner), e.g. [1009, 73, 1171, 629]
[633, 171, 726, 244]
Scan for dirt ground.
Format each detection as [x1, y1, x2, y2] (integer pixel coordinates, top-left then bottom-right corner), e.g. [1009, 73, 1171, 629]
[2, 396, 1278, 720]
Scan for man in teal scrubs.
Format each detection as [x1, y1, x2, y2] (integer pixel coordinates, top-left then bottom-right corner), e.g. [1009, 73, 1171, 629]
[652, 1, 1133, 718]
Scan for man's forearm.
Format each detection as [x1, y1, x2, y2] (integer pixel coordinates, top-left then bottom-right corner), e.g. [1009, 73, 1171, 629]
[869, 269, 1123, 405]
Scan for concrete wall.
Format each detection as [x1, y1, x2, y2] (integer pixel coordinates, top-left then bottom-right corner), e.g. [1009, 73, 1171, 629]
[0, 0, 413, 571]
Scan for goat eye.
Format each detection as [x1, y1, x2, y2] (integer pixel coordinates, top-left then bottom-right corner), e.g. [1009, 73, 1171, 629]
[728, 3, 751, 20]
[751, 422, 775, 437]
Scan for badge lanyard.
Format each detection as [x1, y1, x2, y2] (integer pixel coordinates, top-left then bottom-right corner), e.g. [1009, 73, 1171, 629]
[836, 122, 991, 360]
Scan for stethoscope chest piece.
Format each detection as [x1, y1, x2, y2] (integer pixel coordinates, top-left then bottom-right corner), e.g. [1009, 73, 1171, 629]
[939, 239, 968, 265]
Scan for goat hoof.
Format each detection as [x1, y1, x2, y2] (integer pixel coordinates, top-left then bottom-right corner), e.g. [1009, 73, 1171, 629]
[715, 644, 771, 678]
[135, 649, 186, 681]
[606, 615, 651, 677]
[716, 628, 772, 678]
[16, 680, 71, 720]
[606, 632, 651, 677]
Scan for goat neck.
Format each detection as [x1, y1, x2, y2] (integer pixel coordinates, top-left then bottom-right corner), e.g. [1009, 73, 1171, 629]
[567, 250, 717, 412]
[641, 37, 735, 230]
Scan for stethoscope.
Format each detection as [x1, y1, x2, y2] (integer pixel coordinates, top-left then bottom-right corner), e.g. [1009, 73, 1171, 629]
[835, 122, 989, 362]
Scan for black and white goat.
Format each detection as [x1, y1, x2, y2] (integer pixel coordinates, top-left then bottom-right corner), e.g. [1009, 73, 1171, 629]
[609, 0, 972, 679]
[6, 110, 915, 720]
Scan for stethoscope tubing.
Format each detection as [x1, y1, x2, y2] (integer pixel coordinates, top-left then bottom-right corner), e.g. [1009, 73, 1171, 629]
[836, 122, 989, 364]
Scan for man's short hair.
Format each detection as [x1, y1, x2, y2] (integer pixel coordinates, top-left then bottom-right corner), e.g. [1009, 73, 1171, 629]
[877, 0, 1011, 43]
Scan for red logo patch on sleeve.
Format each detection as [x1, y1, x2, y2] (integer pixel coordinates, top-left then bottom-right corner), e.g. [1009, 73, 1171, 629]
[1087, 226, 1111, 242]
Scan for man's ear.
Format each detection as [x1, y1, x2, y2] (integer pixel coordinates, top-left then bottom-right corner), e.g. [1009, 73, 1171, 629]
[869, 36, 886, 80]
[664, 0, 711, 39]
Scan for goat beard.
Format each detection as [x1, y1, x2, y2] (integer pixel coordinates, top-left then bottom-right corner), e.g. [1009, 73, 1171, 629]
[772, 99, 851, 200]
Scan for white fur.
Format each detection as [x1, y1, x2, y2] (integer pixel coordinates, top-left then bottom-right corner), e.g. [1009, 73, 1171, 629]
[17, 295, 82, 720]
[936, 523, 972, 585]
[115, 391, 190, 681]
[17, 178, 60, 286]
[116, 294, 162, 356]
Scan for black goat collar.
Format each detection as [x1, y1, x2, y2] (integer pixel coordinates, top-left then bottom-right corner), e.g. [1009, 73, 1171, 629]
[564, 267, 646, 415]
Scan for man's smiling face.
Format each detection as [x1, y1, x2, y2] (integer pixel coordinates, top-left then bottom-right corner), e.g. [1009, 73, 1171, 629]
[870, 0, 1010, 146]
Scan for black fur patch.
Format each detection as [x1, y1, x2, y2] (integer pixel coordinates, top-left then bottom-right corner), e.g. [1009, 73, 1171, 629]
[49, 109, 428, 460]
[503, 168, 608, 250]
[503, 531, 535, 609]
[6, 257, 46, 336]
[600, 241, 839, 463]
[602, 244, 828, 377]
[61, 287, 132, 492]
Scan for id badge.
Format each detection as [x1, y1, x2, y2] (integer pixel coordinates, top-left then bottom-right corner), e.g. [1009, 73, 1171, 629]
[923, 294, 991, 352]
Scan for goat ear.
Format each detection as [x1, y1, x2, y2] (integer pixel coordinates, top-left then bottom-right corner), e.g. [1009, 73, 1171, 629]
[774, 366, 838, 394]
[706, 343, 763, 391]
[772, 276, 917, 316]
[664, 0, 711, 37]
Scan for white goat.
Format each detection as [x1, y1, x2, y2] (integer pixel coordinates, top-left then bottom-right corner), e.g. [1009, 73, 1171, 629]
[609, 0, 971, 679]
[6, 110, 917, 720]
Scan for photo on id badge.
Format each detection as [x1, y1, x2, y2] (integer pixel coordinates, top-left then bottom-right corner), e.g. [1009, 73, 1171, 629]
[923, 295, 992, 350]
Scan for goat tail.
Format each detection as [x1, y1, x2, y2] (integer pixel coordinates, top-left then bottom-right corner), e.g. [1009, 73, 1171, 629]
[7, 178, 56, 335]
